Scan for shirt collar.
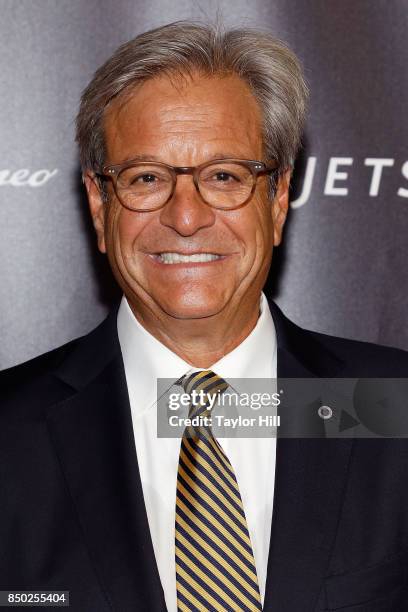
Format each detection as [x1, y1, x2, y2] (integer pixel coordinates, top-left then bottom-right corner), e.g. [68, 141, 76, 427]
[117, 293, 276, 415]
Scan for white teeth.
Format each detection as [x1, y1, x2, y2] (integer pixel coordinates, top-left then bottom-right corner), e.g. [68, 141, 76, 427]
[158, 252, 222, 264]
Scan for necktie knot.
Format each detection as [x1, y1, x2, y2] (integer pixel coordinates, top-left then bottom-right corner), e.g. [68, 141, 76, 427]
[181, 370, 229, 419]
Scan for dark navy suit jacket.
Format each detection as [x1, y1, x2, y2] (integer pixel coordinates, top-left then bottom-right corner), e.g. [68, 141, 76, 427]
[1, 299, 408, 611]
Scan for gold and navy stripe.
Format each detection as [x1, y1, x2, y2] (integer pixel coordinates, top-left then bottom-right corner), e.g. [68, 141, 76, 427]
[175, 370, 262, 611]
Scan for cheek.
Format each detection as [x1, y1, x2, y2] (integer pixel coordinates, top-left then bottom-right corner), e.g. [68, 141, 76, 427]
[107, 207, 147, 256]
[227, 198, 273, 265]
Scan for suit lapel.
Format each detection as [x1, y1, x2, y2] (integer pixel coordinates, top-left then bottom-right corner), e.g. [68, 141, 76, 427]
[46, 311, 166, 611]
[264, 301, 354, 610]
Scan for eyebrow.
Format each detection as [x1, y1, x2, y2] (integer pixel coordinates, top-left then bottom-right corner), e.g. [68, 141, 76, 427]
[114, 152, 255, 165]
[120, 154, 162, 163]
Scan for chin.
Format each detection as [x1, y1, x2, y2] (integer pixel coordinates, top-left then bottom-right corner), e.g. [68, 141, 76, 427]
[156, 290, 228, 320]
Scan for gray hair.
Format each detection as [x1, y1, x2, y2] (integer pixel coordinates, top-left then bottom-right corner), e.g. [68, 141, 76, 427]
[76, 21, 308, 181]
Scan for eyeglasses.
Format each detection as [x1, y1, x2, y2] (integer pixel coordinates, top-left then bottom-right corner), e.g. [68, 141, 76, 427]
[95, 158, 279, 212]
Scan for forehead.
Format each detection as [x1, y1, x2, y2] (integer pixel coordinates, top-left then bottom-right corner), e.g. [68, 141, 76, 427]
[103, 72, 264, 163]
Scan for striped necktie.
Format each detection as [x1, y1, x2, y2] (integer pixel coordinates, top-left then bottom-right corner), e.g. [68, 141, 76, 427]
[175, 370, 262, 612]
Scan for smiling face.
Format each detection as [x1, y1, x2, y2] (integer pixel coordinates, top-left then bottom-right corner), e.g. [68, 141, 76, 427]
[85, 72, 289, 326]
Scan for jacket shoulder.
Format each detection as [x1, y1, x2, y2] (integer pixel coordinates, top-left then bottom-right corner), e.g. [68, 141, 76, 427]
[0, 338, 84, 423]
[306, 327, 408, 376]
[0, 337, 80, 391]
[268, 299, 408, 377]
[0, 308, 119, 420]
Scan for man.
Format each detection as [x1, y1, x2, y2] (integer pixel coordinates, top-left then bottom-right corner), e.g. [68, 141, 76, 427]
[1, 21, 408, 612]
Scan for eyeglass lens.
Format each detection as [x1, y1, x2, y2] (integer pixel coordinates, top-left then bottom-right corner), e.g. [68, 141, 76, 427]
[115, 161, 255, 210]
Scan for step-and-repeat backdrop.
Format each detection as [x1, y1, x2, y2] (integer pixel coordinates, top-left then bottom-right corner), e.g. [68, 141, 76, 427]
[1, 0, 407, 369]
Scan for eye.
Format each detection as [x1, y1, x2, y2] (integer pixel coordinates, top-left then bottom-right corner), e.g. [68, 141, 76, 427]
[118, 165, 171, 191]
[213, 171, 238, 182]
[133, 173, 159, 184]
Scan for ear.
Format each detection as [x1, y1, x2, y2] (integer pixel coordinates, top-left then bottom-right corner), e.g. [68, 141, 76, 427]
[83, 172, 106, 253]
[271, 169, 291, 246]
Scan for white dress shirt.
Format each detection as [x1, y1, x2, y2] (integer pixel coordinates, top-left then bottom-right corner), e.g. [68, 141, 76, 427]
[117, 293, 277, 611]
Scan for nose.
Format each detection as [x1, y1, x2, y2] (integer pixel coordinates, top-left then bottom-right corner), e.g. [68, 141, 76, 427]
[159, 175, 216, 236]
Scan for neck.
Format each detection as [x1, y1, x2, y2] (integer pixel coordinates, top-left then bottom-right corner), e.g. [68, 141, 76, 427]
[127, 296, 261, 368]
